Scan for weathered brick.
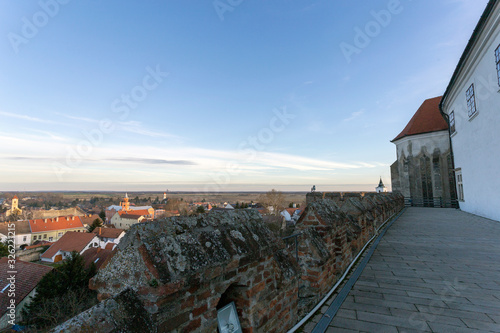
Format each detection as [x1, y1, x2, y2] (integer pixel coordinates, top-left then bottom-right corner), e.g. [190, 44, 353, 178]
[192, 303, 208, 317]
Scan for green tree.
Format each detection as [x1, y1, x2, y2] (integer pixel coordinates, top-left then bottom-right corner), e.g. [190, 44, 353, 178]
[88, 218, 103, 232]
[23, 252, 97, 329]
[0, 242, 9, 257]
[196, 206, 205, 214]
[99, 210, 106, 221]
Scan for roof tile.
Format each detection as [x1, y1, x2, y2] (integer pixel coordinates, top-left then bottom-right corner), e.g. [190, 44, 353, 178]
[29, 216, 85, 233]
[392, 96, 448, 142]
[41, 232, 97, 259]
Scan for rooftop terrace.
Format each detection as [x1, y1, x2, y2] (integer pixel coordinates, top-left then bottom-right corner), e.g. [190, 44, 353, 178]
[305, 207, 500, 333]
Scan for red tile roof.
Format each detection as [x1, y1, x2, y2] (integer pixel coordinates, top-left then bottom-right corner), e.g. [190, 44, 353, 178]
[41, 232, 97, 259]
[92, 227, 125, 239]
[0, 258, 53, 318]
[392, 96, 448, 142]
[284, 208, 300, 215]
[80, 214, 102, 226]
[105, 243, 116, 250]
[29, 216, 84, 233]
[119, 213, 144, 220]
[81, 247, 113, 270]
[119, 209, 151, 216]
[24, 241, 53, 250]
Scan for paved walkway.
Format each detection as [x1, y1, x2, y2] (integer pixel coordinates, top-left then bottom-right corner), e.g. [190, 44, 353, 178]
[316, 207, 500, 332]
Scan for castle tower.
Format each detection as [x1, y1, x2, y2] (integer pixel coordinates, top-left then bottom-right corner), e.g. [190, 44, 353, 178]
[120, 193, 130, 211]
[163, 192, 167, 200]
[376, 178, 388, 193]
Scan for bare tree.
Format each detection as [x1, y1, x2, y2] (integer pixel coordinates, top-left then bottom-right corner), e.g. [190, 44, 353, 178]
[258, 189, 285, 215]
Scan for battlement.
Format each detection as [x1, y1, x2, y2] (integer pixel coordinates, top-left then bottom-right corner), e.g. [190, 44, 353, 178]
[54, 192, 404, 333]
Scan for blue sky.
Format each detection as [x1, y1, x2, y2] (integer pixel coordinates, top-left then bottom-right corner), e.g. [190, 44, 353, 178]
[0, 0, 489, 192]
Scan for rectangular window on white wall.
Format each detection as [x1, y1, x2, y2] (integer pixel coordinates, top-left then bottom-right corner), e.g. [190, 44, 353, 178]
[466, 84, 477, 118]
[496, 44, 500, 86]
[450, 111, 456, 134]
[456, 169, 464, 202]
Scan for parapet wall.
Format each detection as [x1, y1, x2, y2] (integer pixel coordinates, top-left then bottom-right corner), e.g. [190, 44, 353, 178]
[296, 192, 403, 313]
[53, 192, 404, 333]
[31, 207, 86, 219]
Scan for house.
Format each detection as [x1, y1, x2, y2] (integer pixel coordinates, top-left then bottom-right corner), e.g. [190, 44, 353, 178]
[280, 208, 303, 224]
[223, 203, 234, 210]
[80, 214, 102, 228]
[0, 220, 32, 249]
[41, 232, 99, 263]
[390, 97, 456, 207]
[92, 227, 125, 249]
[110, 212, 145, 230]
[81, 247, 114, 271]
[0, 258, 53, 329]
[29, 215, 88, 243]
[440, 0, 500, 221]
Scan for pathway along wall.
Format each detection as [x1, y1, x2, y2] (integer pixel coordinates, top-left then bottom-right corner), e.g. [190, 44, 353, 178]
[52, 193, 403, 333]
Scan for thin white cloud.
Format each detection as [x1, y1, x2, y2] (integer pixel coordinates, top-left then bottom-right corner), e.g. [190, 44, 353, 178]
[343, 110, 364, 122]
[0, 111, 58, 124]
[117, 121, 181, 139]
[55, 113, 100, 123]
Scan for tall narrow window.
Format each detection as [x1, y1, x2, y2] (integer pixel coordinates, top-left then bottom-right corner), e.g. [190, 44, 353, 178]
[496, 44, 500, 86]
[466, 84, 477, 118]
[456, 169, 464, 202]
[449, 111, 456, 134]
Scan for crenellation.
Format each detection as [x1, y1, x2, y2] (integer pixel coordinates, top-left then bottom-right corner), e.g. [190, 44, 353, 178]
[53, 192, 403, 332]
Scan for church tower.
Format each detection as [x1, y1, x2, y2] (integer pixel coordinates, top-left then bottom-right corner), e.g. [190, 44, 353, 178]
[11, 195, 19, 212]
[120, 193, 130, 212]
[7, 194, 22, 217]
[376, 178, 388, 193]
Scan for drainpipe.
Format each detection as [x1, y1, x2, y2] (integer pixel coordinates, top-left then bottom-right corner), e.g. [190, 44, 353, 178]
[439, 100, 460, 209]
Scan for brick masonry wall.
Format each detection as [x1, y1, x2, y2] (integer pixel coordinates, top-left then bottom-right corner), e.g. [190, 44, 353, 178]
[295, 192, 404, 315]
[53, 193, 403, 333]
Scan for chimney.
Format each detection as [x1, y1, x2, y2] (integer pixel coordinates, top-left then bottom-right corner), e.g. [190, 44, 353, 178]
[44, 219, 47, 223]
[56, 217, 59, 222]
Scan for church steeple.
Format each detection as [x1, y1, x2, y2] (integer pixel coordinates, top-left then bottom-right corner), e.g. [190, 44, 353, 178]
[378, 177, 384, 187]
[376, 178, 387, 193]
[121, 193, 130, 211]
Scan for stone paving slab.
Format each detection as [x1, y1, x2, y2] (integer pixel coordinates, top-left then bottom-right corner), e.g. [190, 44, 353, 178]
[310, 207, 500, 333]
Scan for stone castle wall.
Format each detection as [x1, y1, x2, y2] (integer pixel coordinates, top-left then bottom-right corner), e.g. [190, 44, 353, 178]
[53, 193, 404, 333]
[31, 207, 86, 219]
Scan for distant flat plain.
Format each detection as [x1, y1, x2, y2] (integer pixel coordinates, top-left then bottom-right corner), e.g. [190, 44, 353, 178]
[48, 191, 309, 206]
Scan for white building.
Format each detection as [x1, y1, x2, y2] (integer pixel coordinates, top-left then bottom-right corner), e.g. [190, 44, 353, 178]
[375, 178, 388, 193]
[110, 211, 145, 230]
[92, 227, 125, 250]
[440, 0, 500, 221]
[390, 97, 456, 207]
[0, 221, 32, 249]
[41, 232, 99, 263]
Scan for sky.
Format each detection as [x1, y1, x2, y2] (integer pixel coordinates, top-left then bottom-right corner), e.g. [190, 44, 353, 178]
[0, 0, 490, 192]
